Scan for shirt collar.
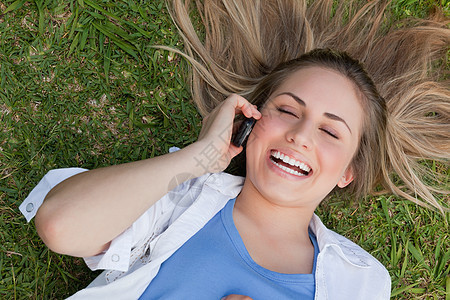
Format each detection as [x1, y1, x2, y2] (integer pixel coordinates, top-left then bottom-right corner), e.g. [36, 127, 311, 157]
[309, 214, 371, 268]
[204, 172, 245, 198]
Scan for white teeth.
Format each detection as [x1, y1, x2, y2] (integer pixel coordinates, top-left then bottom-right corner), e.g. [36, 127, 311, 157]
[270, 159, 304, 176]
[270, 150, 312, 174]
[289, 157, 296, 166]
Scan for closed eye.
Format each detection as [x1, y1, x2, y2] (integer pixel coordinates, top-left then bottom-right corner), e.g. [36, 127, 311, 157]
[277, 107, 298, 118]
[320, 128, 338, 139]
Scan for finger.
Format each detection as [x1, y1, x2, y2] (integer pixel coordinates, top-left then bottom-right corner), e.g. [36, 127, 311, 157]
[228, 143, 243, 159]
[244, 103, 261, 120]
[229, 95, 261, 120]
[238, 104, 261, 120]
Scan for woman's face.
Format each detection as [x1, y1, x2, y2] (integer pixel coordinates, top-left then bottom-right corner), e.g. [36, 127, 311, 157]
[245, 66, 364, 209]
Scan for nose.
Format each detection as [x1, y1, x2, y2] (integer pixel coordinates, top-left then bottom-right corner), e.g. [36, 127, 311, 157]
[285, 121, 314, 150]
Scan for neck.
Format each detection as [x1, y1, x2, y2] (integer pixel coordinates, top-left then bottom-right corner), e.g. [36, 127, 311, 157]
[234, 177, 315, 242]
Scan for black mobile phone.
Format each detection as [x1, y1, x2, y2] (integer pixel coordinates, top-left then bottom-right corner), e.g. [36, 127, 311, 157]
[231, 118, 256, 147]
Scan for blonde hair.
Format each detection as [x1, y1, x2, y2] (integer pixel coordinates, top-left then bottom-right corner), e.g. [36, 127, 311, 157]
[165, 0, 449, 213]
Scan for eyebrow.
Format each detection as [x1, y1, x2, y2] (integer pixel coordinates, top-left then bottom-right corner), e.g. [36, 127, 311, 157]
[277, 92, 352, 134]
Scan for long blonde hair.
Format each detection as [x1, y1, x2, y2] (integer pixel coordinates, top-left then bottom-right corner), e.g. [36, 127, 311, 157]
[165, 0, 449, 213]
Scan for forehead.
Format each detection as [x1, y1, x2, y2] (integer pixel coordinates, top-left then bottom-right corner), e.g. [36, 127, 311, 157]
[273, 66, 360, 99]
[267, 66, 364, 133]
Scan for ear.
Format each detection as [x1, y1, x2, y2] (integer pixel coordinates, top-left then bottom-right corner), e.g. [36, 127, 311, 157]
[337, 166, 354, 188]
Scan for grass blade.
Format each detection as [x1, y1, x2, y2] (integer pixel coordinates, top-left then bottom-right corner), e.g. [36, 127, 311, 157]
[103, 44, 111, 84]
[67, 32, 80, 57]
[2, 0, 27, 14]
[92, 21, 138, 59]
[446, 275, 449, 300]
[400, 240, 409, 278]
[391, 282, 421, 297]
[408, 242, 431, 272]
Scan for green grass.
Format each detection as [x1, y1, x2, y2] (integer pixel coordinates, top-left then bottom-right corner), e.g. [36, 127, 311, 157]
[0, 0, 448, 299]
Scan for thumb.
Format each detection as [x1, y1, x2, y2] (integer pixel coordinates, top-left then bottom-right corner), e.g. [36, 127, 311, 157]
[228, 144, 243, 159]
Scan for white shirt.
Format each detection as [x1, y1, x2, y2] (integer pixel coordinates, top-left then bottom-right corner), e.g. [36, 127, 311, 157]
[21, 168, 391, 299]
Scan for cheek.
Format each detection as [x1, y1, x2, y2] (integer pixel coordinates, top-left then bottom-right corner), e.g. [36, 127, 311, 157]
[245, 122, 271, 173]
[250, 113, 286, 139]
[319, 143, 356, 176]
[246, 117, 282, 154]
[249, 122, 265, 141]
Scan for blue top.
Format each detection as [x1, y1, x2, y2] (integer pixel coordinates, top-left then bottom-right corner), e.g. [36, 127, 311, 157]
[139, 198, 319, 299]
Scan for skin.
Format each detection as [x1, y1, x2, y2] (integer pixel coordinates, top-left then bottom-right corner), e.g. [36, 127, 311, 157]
[35, 66, 363, 298]
[234, 67, 363, 275]
[35, 95, 261, 257]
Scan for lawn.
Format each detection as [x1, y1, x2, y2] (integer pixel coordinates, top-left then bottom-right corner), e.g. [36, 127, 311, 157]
[0, 0, 448, 299]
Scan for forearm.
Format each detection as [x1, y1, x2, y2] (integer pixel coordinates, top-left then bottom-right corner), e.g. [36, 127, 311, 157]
[35, 94, 261, 258]
[35, 142, 207, 257]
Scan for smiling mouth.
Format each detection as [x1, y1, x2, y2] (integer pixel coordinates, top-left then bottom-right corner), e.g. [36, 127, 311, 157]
[269, 150, 312, 177]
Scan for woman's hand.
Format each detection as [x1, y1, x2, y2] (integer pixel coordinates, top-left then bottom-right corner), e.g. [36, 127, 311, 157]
[196, 94, 261, 173]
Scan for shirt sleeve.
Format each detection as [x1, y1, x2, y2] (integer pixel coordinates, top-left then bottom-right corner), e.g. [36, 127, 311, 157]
[81, 201, 163, 272]
[82, 224, 134, 272]
[19, 168, 88, 222]
[19, 167, 160, 272]
[381, 266, 392, 299]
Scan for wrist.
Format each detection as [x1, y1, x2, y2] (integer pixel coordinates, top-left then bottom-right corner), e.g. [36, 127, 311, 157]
[184, 141, 213, 176]
[184, 140, 226, 176]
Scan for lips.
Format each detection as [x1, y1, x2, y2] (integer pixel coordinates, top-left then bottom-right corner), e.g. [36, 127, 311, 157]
[269, 150, 312, 177]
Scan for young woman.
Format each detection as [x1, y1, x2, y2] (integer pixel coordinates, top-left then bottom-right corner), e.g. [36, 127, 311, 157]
[20, 0, 448, 299]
